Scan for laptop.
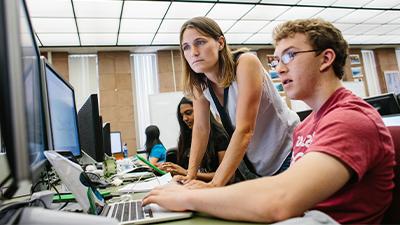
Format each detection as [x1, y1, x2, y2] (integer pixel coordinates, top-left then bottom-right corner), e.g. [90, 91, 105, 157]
[44, 151, 193, 224]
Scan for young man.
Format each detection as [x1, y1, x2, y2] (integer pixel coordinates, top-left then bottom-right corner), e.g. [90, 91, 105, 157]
[143, 18, 395, 224]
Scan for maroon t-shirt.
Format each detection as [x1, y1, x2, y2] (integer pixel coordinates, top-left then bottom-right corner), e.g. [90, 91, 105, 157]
[292, 87, 395, 224]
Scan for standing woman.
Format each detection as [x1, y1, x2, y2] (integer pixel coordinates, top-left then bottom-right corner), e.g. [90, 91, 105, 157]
[179, 17, 299, 188]
[145, 125, 167, 165]
[160, 97, 228, 182]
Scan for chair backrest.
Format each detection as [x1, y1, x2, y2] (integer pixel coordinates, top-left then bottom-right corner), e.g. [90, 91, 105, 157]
[166, 147, 178, 164]
[382, 126, 400, 224]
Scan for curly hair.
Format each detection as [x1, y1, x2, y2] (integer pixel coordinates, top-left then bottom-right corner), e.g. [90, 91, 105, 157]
[273, 18, 348, 79]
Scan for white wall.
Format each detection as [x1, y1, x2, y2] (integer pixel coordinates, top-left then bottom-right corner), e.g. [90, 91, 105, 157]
[148, 92, 183, 149]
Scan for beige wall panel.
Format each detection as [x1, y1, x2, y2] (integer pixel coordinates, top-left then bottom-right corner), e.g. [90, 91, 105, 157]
[374, 48, 399, 93]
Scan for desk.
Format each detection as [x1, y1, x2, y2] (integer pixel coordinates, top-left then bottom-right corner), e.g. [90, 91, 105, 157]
[383, 114, 400, 126]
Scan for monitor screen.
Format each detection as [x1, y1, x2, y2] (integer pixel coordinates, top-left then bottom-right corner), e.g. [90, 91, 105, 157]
[111, 132, 122, 154]
[364, 93, 400, 116]
[78, 94, 104, 162]
[103, 123, 112, 157]
[0, 0, 48, 196]
[45, 64, 81, 157]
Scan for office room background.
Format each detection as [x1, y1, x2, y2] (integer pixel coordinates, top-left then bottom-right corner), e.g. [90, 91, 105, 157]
[18, 0, 400, 156]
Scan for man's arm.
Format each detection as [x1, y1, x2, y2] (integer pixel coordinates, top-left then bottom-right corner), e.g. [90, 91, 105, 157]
[144, 152, 351, 223]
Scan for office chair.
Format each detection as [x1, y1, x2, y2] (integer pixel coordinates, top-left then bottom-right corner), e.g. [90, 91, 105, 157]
[382, 126, 400, 224]
[166, 147, 178, 164]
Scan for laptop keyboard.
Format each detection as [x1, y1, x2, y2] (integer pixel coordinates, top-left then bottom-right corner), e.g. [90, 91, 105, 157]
[105, 201, 153, 222]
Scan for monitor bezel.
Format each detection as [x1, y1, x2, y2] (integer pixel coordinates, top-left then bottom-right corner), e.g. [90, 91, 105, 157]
[42, 60, 83, 157]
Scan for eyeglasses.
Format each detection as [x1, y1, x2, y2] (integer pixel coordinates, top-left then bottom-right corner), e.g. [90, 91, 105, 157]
[270, 49, 319, 69]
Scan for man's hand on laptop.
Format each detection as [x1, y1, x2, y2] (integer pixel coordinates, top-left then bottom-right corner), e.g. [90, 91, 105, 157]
[143, 183, 191, 211]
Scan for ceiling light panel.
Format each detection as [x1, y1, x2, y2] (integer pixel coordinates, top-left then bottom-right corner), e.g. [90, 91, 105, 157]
[73, 0, 122, 18]
[224, 33, 253, 44]
[120, 19, 161, 33]
[331, 0, 372, 8]
[363, 0, 400, 9]
[244, 33, 273, 44]
[312, 8, 354, 22]
[342, 24, 380, 35]
[260, 0, 301, 4]
[242, 5, 290, 20]
[276, 6, 323, 20]
[37, 33, 80, 46]
[118, 33, 154, 45]
[122, 1, 170, 19]
[296, 0, 336, 6]
[152, 33, 180, 45]
[365, 25, 400, 35]
[31, 18, 77, 33]
[259, 21, 283, 33]
[365, 11, 400, 24]
[228, 20, 268, 33]
[27, 0, 73, 18]
[336, 10, 382, 23]
[77, 18, 119, 33]
[158, 19, 186, 33]
[165, 2, 213, 19]
[207, 3, 255, 20]
[214, 20, 236, 32]
[80, 33, 117, 45]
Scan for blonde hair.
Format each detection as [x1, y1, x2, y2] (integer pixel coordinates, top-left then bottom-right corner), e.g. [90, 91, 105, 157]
[179, 17, 236, 97]
[273, 18, 348, 79]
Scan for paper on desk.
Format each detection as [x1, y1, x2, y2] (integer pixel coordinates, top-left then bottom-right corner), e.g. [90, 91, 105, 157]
[118, 173, 172, 193]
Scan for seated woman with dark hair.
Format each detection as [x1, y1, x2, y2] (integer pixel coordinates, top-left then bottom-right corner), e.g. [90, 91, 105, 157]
[145, 125, 167, 165]
[160, 97, 229, 182]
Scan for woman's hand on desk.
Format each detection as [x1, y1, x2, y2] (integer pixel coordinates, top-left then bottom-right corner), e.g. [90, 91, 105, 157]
[159, 162, 187, 176]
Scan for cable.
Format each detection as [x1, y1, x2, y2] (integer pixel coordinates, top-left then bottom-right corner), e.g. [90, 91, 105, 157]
[0, 174, 11, 189]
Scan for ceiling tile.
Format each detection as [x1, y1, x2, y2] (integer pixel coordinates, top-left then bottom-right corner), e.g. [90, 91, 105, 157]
[331, 0, 372, 8]
[73, 0, 122, 18]
[259, 21, 283, 33]
[122, 1, 170, 19]
[152, 33, 180, 45]
[363, 0, 400, 9]
[219, 0, 259, 2]
[342, 24, 380, 35]
[158, 19, 187, 33]
[26, 0, 74, 18]
[387, 28, 400, 35]
[333, 23, 356, 32]
[80, 33, 117, 45]
[37, 33, 80, 46]
[118, 33, 154, 45]
[260, 0, 300, 4]
[165, 2, 213, 19]
[214, 20, 237, 33]
[77, 18, 119, 33]
[224, 33, 253, 44]
[31, 18, 77, 33]
[228, 20, 268, 33]
[276, 6, 323, 20]
[244, 33, 273, 44]
[336, 9, 383, 23]
[297, 0, 336, 6]
[120, 19, 161, 33]
[242, 5, 290, 20]
[364, 25, 400, 35]
[312, 8, 354, 22]
[207, 3, 254, 20]
[364, 11, 400, 24]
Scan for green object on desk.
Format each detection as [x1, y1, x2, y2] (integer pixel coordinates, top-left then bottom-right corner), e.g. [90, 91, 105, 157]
[53, 190, 111, 202]
[135, 154, 166, 175]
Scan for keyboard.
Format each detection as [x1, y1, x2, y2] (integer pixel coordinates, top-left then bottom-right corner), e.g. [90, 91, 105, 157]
[102, 200, 153, 222]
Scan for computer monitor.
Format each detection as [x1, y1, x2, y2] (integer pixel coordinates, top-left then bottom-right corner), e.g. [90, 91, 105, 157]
[42, 61, 82, 157]
[78, 94, 104, 162]
[296, 109, 312, 122]
[102, 123, 112, 157]
[364, 93, 400, 116]
[111, 132, 123, 154]
[0, 0, 48, 197]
